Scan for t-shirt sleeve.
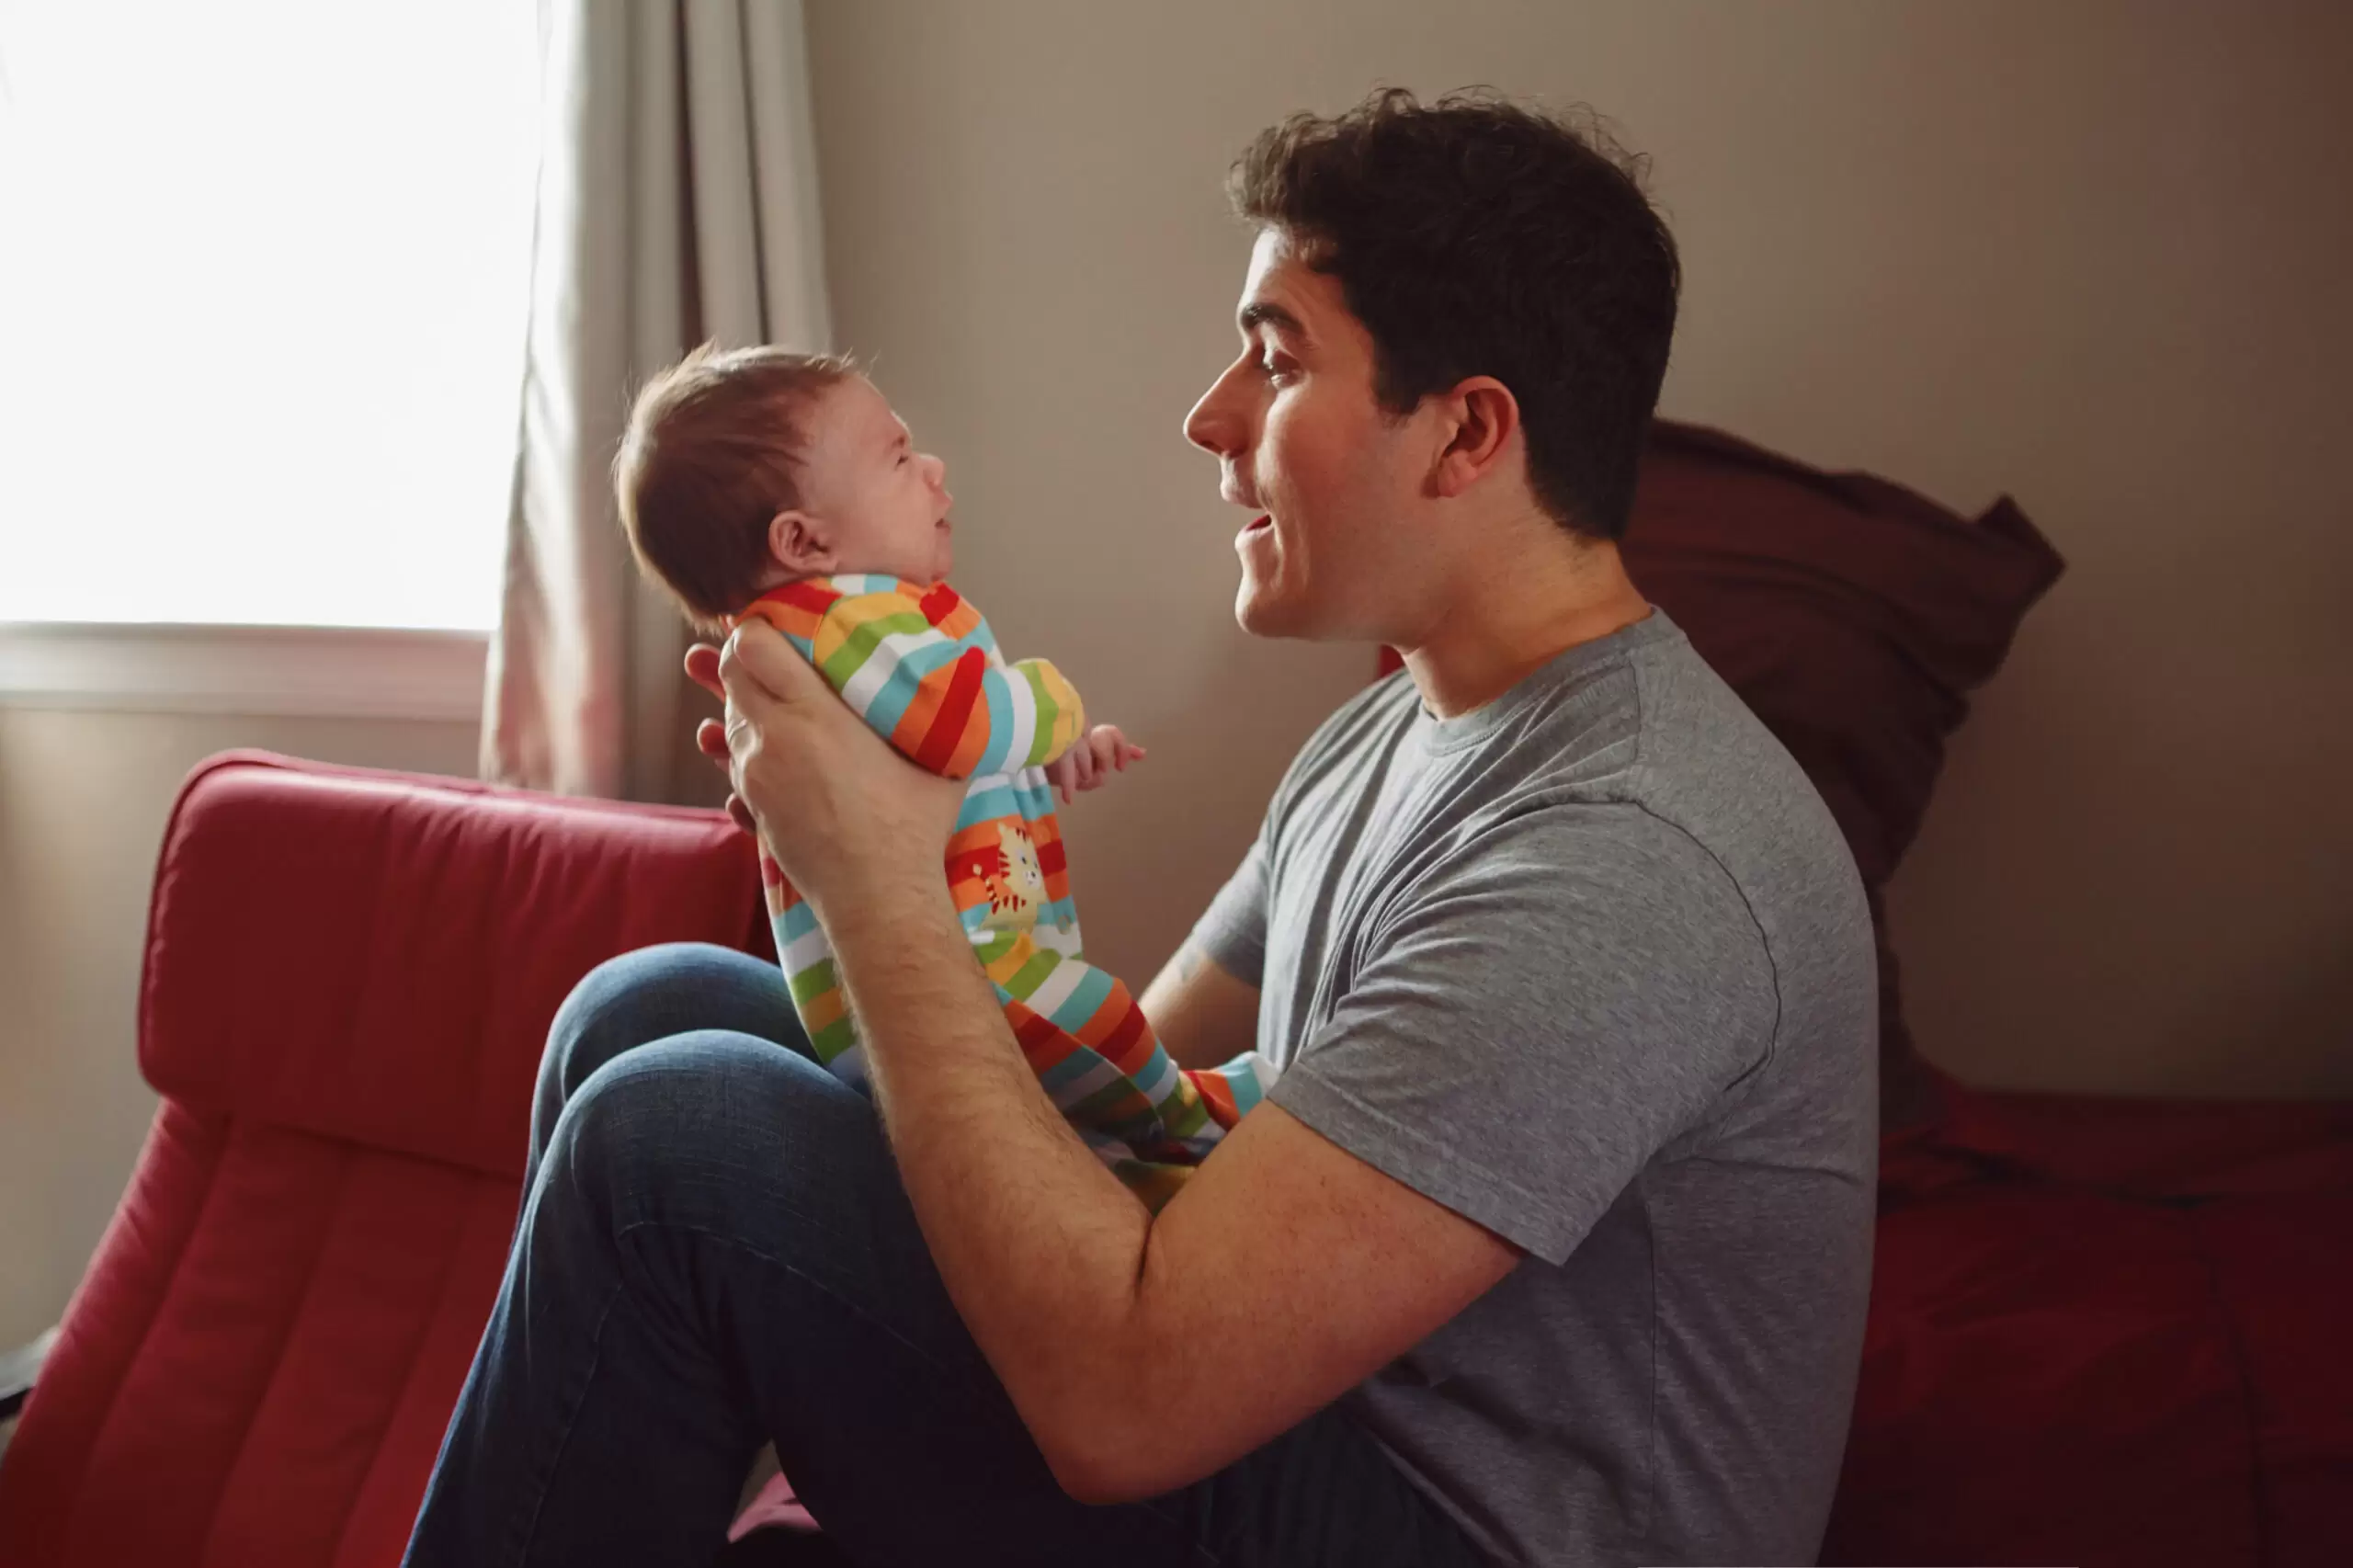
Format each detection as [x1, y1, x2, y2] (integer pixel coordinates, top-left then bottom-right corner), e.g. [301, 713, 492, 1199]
[1269, 806, 1779, 1265]
[1188, 826, 1272, 988]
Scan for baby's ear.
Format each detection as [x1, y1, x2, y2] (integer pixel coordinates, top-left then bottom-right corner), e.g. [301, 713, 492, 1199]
[768, 509, 835, 575]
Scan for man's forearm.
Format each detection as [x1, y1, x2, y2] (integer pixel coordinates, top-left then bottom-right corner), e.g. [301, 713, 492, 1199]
[818, 876, 1154, 1484]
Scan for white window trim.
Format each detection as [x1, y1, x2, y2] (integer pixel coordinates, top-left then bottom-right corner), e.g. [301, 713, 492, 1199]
[0, 622, 488, 722]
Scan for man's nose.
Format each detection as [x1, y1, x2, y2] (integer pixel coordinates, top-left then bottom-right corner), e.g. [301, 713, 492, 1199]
[1184, 362, 1249, 457]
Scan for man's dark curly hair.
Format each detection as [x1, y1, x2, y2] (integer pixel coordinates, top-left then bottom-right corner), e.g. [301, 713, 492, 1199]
[1229, 88, 1680, 541]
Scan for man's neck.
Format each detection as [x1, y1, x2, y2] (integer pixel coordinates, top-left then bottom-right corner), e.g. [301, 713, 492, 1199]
[1397, 534, 1653, 721]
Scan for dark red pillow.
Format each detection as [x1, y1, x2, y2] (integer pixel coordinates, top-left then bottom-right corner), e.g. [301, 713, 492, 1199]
[1620, 422, 2064, 1127]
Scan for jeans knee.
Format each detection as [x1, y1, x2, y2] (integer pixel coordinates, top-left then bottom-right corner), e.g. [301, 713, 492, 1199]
[544, 945, 677, 1106]
[540, 942, 793, 1111]
[547, 1037, 696, 1196]
[544, 1031, 856, 1230]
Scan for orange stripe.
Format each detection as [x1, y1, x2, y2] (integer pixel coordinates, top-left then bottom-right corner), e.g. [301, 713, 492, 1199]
[886, 662, 951, 757]
[948, 819, 1016, 859]
[801, 986, 847, 1034]
[935, 597, 983, 640]
[1190, 1072, 1241, 1130]
[1069, 987, 1132, 1049]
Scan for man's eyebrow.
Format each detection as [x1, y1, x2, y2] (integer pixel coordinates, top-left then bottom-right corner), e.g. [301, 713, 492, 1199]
[1238, 301, 1309, 340]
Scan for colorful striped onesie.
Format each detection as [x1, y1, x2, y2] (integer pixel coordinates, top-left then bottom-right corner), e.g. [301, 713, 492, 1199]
[731, 574, 1275, 1210]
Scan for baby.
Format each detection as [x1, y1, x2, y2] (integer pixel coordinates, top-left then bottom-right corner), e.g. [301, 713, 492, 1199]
[616, 343, 1272, 1209]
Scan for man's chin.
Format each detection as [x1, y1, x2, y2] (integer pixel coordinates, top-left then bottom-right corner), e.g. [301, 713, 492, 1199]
[1233, 582, 1314, 640]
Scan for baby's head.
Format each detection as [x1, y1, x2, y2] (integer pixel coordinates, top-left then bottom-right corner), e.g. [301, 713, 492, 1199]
[616, 344, 955, 632]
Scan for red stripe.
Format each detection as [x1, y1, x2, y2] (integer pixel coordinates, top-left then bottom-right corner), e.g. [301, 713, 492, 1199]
[1011, 1006, 1071, 1073]
[774, 579, 843, 615]
[1034, 837, 1068, 879]
[915, 648, 986, 775]
[1097, 999, 1150, 1071]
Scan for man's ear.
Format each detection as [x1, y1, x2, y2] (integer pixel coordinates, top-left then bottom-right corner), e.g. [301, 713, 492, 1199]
[1428, 376, 1522, 500]
[767, 509, 837, 575]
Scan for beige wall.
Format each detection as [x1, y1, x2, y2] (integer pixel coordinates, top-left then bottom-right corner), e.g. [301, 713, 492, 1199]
[6, 0, 2348, 1355]
[0, 709, 479, 1348]
[804, 0, 2352, 1099]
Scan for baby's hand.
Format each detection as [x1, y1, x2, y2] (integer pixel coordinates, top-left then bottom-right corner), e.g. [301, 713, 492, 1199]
[1048, 724, 1146, 805]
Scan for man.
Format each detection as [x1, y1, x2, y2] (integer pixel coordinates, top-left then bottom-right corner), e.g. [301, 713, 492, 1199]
[408, 90, 1875, 1566]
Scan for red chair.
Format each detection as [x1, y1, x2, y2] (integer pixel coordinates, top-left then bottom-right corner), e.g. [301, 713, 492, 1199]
[0, 752, 767, 1566]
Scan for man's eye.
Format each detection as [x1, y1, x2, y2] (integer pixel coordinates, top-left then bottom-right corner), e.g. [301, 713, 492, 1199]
[1261, 358, 1296, 382]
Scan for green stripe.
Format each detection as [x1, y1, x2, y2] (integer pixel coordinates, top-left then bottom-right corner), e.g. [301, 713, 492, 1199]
[1156, 1092, 1211, 1139]
[819, 607, 930, 690]
[1001, 947, 1062, 1001]
[1068, 1082, 1158, 1139]
[789, 960, 837, 1007]
[1020, 662, 1062, 766]
[808, 1013, 858, 1065]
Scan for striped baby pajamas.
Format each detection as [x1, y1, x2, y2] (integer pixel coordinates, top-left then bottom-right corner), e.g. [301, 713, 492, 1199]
[730, 574, 1274, 1208]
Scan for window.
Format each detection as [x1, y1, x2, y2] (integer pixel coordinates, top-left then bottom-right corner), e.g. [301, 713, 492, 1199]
[0, 2, 539, 632]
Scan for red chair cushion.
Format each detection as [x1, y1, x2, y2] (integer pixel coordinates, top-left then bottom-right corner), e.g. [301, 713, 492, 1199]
[0, 752, 767, 1567]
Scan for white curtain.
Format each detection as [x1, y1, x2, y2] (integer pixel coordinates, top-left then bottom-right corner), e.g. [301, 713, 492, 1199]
[482, 0, 832, 801]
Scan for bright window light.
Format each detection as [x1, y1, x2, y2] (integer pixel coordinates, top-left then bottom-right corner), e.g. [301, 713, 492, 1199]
[0, 2, 539, 631]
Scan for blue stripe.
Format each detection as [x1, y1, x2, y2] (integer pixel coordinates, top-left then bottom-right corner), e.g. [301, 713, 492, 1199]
[776, 902, 821, 943]
[1038, 1045, 1116, 1095]
[1046, 965, 1116, 1033]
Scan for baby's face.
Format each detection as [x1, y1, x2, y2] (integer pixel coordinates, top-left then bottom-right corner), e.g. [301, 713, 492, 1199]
[790, 374, 954, 585]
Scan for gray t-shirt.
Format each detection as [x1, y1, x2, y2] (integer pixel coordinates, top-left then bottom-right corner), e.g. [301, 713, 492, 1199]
[1192, 608, 1877, 1566]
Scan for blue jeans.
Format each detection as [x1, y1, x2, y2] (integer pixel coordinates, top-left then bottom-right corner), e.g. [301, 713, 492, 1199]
[404, 942, 1489, 1567]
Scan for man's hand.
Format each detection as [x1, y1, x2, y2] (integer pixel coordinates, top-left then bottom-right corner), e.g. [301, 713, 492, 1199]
[1045, 724, 1147, 805]
[683, 622, 964, 918]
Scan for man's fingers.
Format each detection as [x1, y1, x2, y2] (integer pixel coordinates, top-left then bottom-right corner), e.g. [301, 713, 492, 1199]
[725, 794, 756, 835]
[697, 717, 731, 765]
[683, 642, 725, 700]
[720, 617, 822, 711]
